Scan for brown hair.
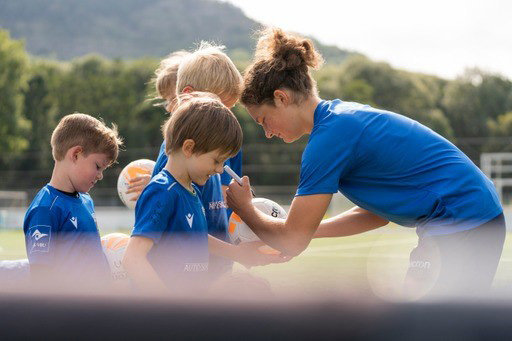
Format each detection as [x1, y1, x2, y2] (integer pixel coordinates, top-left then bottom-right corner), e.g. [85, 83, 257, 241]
[163, 92, 242, 157]
[241, 27, 323, 106]
[51, 113, 123, 163]
[154, 50, 191, 102]
[176, 42, 242, 106]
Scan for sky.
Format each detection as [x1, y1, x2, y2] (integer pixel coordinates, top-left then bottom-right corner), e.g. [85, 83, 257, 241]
[223, 0, 512, 80]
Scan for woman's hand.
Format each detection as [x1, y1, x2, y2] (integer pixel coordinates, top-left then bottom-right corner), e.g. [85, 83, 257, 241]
[233, 241, 292, 269]
[226, 176, 254, 215]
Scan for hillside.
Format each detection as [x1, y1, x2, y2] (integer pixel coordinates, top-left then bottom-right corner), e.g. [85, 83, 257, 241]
[0, 0, 352, 62]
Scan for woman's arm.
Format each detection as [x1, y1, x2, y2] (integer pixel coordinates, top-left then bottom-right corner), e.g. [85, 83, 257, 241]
[122, 236, 167, 292]
[208, 235, 290, 268]
[314, 206, 389, 238]
[226, 176, 332, 257]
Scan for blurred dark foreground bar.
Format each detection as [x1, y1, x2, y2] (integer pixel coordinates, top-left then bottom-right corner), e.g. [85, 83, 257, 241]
[1, 293, 512, 340]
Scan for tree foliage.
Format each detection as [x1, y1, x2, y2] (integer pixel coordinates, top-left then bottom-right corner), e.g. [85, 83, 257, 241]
[0, 30, 30, 158]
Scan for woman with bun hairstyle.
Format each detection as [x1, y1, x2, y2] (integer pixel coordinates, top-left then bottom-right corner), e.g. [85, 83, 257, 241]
[226, 27, 506, 298]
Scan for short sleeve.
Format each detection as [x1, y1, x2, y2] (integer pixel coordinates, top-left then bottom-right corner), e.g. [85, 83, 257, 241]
[151, 141, 168, 178]
[296, 117, 362, 196]
[24, 206, 60, 265]
[132, 183, 175, 243]
[220, 150, 242, 186]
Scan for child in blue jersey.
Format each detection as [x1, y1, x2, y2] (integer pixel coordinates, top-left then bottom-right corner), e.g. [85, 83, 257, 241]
[23, 113, 123, 289]
[126, 45, 281, 284]
[227, 28, 506, 298]
[123, 93, 244, 293]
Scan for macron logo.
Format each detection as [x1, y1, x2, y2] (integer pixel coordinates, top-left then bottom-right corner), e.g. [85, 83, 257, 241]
[70, 217, 78, 228]
[32, 229, 48, 241]
[186, 213, 194, 228]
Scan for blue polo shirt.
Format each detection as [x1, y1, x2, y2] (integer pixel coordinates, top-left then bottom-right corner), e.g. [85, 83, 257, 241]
[297, 100, 502, 236]
[23, 184, 110, 282]
[132, 170, 209, 290]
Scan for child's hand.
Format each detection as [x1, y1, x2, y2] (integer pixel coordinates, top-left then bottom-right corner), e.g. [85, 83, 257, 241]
[234, 241, 292, 269]
[126, 174, 151, 201]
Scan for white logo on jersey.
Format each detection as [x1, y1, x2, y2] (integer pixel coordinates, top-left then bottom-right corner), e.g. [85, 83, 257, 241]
[32, 229, 48, 241]
[186, 213, 194, 228]
[70, 217, 78, 228]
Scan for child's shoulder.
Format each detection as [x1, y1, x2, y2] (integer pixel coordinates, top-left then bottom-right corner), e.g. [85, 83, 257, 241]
[28, 185, 62, 212]
[144, 170, 181, 197]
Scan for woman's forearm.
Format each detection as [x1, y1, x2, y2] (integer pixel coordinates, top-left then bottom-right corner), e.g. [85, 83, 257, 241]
[314, 207, 388, 238]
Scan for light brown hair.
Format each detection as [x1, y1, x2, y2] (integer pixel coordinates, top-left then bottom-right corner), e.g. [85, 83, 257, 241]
[241, 27, 324, 106]
[51, 113, 123, 163]
[163, 92, 242, 157]
[176, 42, 242, 106]
[154, 50, 191, 102]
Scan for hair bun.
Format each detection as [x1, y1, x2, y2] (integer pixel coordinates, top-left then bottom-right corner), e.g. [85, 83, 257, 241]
[256, 27, 323, 71]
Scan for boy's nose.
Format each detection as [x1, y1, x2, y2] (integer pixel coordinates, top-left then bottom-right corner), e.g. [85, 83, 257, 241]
[264, 129, 274, 139]
[97, 172, 103, 181]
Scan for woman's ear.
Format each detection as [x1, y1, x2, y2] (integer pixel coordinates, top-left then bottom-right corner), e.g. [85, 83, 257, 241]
[273, 89, 290, 108]
[181, 139, 195, 157]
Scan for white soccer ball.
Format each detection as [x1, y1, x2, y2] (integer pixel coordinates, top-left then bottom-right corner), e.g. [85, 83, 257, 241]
[117, 159, 156, 209]
[228, 198, 287, 253]
[101, 232, 130, 284]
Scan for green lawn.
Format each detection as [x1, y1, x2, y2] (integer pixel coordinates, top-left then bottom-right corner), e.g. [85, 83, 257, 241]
[3, 227, 512, 299]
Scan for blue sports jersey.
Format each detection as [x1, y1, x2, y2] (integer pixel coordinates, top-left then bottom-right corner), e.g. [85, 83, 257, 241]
[132, 170, 209, 290]
[23, 184, 110, 282]
[152, 141, 234, 279]
[297, 100, 502, 236]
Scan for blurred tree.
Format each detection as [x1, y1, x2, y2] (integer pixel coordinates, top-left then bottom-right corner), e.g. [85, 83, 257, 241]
[485, 111, 512, 153]
[0, 30, 30, 158]
[19, 60, 63, 170]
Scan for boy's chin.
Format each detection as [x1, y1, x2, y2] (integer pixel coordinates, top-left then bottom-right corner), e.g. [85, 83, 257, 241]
[193, 175, 210, 186]
[194, 179, 208, 186]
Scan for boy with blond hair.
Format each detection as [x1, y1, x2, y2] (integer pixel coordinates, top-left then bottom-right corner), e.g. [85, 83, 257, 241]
[127, 44, 278, 284]
[124, 93, 243, 292]
[23, 113, 123, 287]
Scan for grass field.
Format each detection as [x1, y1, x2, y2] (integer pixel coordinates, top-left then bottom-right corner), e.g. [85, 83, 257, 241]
[2, 227, 512, 299]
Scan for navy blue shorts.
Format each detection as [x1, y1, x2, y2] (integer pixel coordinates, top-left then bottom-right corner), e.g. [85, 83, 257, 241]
[404, 214, 506, 299]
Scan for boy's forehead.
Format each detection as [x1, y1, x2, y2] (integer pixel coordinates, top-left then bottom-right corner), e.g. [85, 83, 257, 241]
[211, 149, 232, 160]
[90, 152, 113, 165]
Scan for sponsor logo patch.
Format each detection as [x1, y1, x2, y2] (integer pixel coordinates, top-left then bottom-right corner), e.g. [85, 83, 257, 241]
[28, 225, 51, 253]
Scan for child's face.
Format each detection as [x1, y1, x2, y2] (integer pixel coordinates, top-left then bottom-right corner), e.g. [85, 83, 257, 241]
[186, 149, 230, 186]
[71, 152, 111, 192]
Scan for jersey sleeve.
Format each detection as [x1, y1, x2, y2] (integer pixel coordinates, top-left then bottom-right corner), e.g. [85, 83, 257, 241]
[151, 141, 168, 178]
[296, 117, 363, 196]
[24, 206, 60, 266]
[220, 150, 242, 186]
[132, 183, 175, 243]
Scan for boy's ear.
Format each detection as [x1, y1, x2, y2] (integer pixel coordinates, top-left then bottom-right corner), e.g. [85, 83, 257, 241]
[68, 146, 83, 162]
[182, 86, 195, 94]
[181, 139, 195, 157]
[273, 89, 290, 108]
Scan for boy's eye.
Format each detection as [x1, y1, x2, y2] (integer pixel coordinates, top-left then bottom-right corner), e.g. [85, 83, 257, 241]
[96, 164, 101, 170]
